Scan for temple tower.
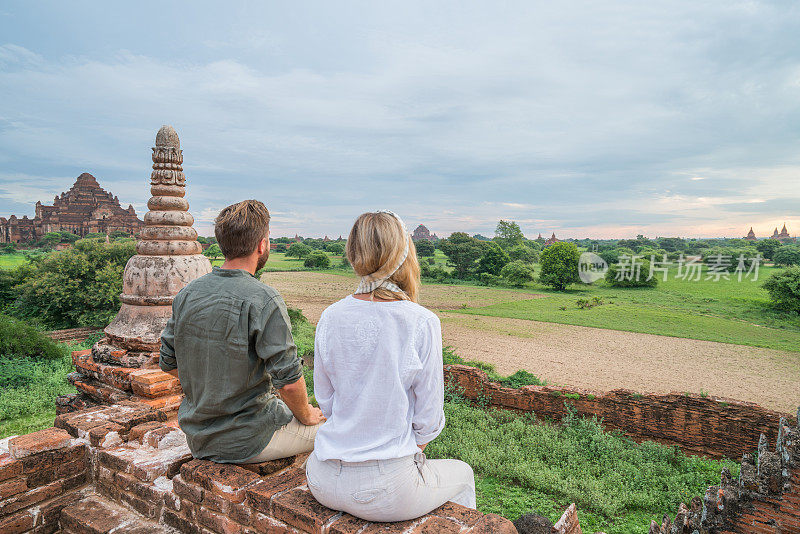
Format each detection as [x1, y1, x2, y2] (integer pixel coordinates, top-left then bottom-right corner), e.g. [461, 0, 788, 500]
[103, 125, 211, 351]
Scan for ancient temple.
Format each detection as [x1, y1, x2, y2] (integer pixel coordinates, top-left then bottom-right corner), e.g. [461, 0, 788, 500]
[412, 224, 438, 242]
[544, 232, 560, 246]
[745, 227, 757, 240]
[61, 125, 211, 414]
[777, 224, 795, 243]
[0, 173, 143, 243]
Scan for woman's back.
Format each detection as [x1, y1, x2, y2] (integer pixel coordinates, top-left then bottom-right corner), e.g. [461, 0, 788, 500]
[312, 294, 444, 463]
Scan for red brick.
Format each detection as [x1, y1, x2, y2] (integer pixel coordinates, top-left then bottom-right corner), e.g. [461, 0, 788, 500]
[8, 428, 72, 459]
[0, 455, 22, 482]
[18, 443, 85, 474]
[88, 423, 125, 447]
[328, 513, 371, 534]
[238, 456, 295, 477]
[38, 491, 84, 528]
[0, 477, 26, 499]
[271, 487, 340, 532]
[410, 517, 463, 533]
[245, 466, 306, 513]
[429, 501, 484, 527]
[128, 421, 165, 443]
[24, 457, 87, 488]
[54, 407, 114, 438]
[173, 474, 204, 503]
[184, 460, 261, 503]
[114, 471, 167, 503]
[466, 513, 517, 533]
[142, 426, 177, 448]
[251, 512, 293, 534]
[197, 505, 247, 534]
[359, 519, 421, 533]
[0, 480, 61, 516]
[163, 508, 204, 534]
[0, 509, 35, 534]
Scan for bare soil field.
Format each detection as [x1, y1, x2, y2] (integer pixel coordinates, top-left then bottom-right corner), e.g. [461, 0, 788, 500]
[262, 271, 800, 413]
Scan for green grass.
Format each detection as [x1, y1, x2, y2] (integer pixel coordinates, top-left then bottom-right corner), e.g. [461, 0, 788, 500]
[211, 251, 352, 274]
[452, 265, 800, 352]
[428, 398, 739, 534]
[0, 253, 28, 269]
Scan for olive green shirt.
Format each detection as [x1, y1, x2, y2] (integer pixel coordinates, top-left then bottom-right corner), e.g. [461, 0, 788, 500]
[159, 266, 302, 463]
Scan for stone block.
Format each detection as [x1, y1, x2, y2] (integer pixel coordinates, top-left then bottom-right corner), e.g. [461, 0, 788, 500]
[88, 423, 125, 448]
[245, 466, 306, 514]
[99, 443, 191, 482]
[18, 442, 85, 474]
[250, 511, 294, 534]
[0, 455, 22, 482]
[0, 480, 62, 516]
[8, 428, 72, 459]
[196, 505, 248, 534]
[429, 501, 484, 527]
[181, 459, 261, 503]
[0, 509, 35, 534]
[410, 517, 463, 533]
[128, 421, 165, 444]
[238, 456, 294, 477]
[0, 477, 26, 500]
[327, 514, 371, 534]
[172, 473, 204, 503]
[467, 513, 518, 533]
[271, 487, 340, 532]
[24, 457, 86, 488]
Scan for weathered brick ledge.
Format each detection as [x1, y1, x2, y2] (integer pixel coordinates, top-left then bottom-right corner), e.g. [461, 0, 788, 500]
[1, 401, 518, 534]
[445, 364, 798, 460]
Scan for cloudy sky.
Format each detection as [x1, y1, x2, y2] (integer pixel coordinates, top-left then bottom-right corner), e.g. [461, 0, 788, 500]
[0, 1, 798, 239]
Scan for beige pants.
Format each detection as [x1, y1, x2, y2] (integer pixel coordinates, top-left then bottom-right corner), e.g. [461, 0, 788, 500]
[306, 451, 476, 522]
[244, 417, 321, 463]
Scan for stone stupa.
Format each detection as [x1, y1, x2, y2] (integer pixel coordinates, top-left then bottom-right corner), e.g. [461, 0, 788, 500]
[60, 126, 211, 414]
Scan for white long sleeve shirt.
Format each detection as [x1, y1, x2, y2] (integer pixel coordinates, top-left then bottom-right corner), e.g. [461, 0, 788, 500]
[312, 295, 446, 462]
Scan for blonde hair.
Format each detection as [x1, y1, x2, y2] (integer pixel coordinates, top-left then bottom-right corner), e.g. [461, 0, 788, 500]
[346, 212, 421, 302]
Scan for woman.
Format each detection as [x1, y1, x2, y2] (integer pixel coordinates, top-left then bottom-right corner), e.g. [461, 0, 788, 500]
[306, 210, 476, 522]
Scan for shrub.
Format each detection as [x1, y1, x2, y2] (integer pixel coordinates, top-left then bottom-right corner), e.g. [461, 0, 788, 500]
[325, 243, 345, 255]
[303, 251, 331, 268]
[539, 242, 580, 290]
[286, 242, 312, 259]
[420, 262, 450, 282]
[763, 266, 800, 313]
[8, 239, 135, 328]
[0, 314, 62, 360]
[501, 260, 534, 287]
[756, 239, 782, 260]
[507, 244, 538, 264]
[499, 370, 547, 388]
[478, 272, 502, 286]
[605, 258, 658, 287]
[478, 243, 510, 276]
[773, 246, 800, 267]
[414, 240, 436, 257]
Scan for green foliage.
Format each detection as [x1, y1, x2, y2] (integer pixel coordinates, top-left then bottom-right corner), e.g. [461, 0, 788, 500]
[478, 243, 510, 276]
[0, 314, 63, 361]
[38, 232, 63, 248]
[498, 370, 547, 388]
[439, 232, 486, 279]
[414, 239, 436, 257]
[507, 244, 539, 264]
[539, 242, 580, 290]
[203, 243, 222, 258]
[756, 239, 782, 260]
[762, 266, 800, 314]
[500, 260, 534, 287]
[303, 251, 331, 268]
[7, 239, 135, 328]
[325, 243, 345, 255]
[287, 307, 315, 361]
[0, 264, 30, 309]
[420, 262, 450, 282]
[605, 258, 658, 288]
[773, 246, 800, 267]
[84, 232, 107, 240]
[286, 242, 313, 259]
[1, 243, 17, 254]
[494, 220, 525, 248]
[599, 247, 634, 266]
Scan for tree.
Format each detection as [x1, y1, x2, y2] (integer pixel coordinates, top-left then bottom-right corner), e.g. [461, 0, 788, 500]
[756, 239, 782, 261]
[286, 242, 312, 259]
[507, 244, 538, 264]
[763, 266, 800, 314]
[58, 232, 80, 244]
[439, 232, 486, 279]
[8, 239, 136, 328]
[414, 240, 435, 257]
[203, 244, 223, 259]
[501, 261, 534, 287]
[38, 232, 62, 249]
[325, 242, 345, 255]
[539, 242, 580, 290]
[773, 246, 800, 267]
[494, 220, 525, 248]
[303, 251, 331, 269]
[478, 243, 510, 276]
[605, 258, 658, 287]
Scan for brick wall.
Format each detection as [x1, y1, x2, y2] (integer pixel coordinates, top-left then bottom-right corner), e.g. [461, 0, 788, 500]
[1, 401, 517, 534]
[445, 364, 797, 460]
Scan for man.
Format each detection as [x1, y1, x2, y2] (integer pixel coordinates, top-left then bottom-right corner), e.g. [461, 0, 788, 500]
[160, 199, 324, 463]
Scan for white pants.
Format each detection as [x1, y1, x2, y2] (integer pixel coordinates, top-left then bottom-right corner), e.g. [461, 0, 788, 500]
[244, 417, 321, 463]
[305, 451, 476, 522]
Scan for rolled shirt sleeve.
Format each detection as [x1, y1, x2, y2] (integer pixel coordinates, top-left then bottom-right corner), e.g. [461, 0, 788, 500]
[410, 316, 446, 445]
[253, 294, 303, 391]
[159, 312, 177, 372]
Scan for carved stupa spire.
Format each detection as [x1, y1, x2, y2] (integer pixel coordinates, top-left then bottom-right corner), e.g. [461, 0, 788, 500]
[103, 126, 211, 350]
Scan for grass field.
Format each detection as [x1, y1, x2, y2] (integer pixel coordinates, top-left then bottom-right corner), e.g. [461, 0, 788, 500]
[452, 265, 800, 352]
[212, 251, 351, 273]
[0, 253, 28, 269]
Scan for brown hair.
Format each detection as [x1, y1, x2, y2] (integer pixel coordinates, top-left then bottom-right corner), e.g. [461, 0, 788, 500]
[346, 212, 420, 302]
[214, 200, 271, 259]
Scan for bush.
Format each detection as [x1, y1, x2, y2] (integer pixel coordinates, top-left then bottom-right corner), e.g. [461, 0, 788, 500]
[605, 258, 658, 287]
[478, 243, 510, 276]
[414, 240, 436, 257]
[420, 262, 450, 282]
[507, 244, 538, 264]
[763, 266, 800, 313]
[7, 239, 135, 328]
[325, 243, 345, 255]
[303, 251, 331, 269]
[773, 246, 800, 267]
[286, 242, 312, 259]
[539, 242, 580, 290]
[501, 260, 534, 287]
[0, 314, 62, 360]
[756, 239, 782, 260]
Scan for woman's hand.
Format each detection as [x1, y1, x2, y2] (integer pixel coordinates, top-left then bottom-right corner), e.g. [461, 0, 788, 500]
[299, 405, 326, 426]
[418, 442, 428, 452]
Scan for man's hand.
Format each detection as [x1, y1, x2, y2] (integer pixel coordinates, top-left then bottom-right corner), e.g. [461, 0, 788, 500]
[278, 375, 326, 427]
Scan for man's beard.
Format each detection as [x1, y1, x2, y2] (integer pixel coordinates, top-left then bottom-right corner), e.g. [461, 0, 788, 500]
[255, 247, 269, 272]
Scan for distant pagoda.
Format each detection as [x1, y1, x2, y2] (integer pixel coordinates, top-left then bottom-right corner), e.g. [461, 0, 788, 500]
[745, 227, 756, 240]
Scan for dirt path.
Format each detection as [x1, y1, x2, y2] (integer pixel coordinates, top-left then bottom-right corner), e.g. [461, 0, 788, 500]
[262, 271, 800, 413]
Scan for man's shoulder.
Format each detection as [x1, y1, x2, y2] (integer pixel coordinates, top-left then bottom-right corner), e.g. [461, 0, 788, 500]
[177, 272, 281, 305]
